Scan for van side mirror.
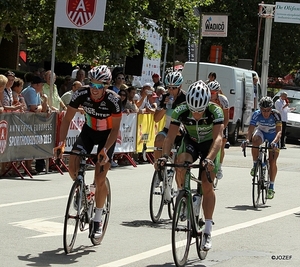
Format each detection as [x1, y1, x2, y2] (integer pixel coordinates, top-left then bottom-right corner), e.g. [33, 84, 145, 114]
[230, 89, 235, 94]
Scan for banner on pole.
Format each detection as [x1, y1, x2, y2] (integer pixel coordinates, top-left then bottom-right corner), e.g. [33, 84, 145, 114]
[275, 2, 300, 24]
[54, 0, 107, 31]
[201, 15, 228, 37]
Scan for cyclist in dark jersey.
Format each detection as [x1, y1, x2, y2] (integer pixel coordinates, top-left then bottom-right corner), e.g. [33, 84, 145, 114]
[159, 80, 224, 251]
[54, 65, 122, 238]
[153, 71, 186, 166]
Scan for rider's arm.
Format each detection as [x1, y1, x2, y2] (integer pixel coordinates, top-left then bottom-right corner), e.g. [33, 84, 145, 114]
[223, 108, 229, 128]
[58, 105, 77, 144]
[206, 123, 223, 161]
[154, 108, 166, 122]
[162, 123, 179, 157]
[272, 123, 282, 144]
[246, 125, 256, 142]
[102, 115, 122, 151]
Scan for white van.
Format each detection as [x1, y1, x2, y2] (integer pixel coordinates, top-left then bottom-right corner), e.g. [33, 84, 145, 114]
[272, 87, 300, 143]
[181, 62, 261, 144]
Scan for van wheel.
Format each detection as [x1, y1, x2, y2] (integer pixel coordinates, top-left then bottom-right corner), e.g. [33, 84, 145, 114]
[229, 124, 239, 145]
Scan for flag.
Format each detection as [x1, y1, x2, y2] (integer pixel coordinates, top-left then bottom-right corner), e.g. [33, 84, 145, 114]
[54, 0, 107, 31]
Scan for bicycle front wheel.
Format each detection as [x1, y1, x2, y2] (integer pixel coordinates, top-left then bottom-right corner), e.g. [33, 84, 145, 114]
[252, 162, 262, 208]
[195, 204, 207, 260]
[168, 168, 177, 220]
[149, 171, 164, 223]
[63, 181, 83, 254]
[90, 178, 111, 245]
[172, 190, 191, 267]
[262, 164, 270, 204]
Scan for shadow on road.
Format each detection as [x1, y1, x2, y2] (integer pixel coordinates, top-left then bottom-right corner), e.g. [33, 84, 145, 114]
[226, 204, 271, 211]
[18, 246, 97, 266]
[121, 219, 172, 229]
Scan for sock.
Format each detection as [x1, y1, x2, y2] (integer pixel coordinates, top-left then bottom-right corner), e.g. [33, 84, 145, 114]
[94, 207, 103, 222]
[219, 163, 222, 171]
[269, 182, 274, 190]
[204, 219, 213, 235]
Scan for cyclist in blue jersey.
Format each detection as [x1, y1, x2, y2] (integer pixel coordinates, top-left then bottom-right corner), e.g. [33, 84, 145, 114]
[241, 96, 282, 199]
[153, 71, 186, 166]
[159, 80, 224, 251]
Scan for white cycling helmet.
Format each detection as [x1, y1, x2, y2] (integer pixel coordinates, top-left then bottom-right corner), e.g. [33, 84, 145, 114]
[207, 81, 221, 92]
[186, 80, 211, 112]
[164, 71, 183, 87]
[88, 65, 112, 83]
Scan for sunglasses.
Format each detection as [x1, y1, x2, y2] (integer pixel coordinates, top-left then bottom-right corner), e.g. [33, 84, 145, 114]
[190, 108, 205, 113]
[90, 82, 108, 90]
[117, 77, 125, 80]
[261, 108, 272, 113]
[167, 86, 179, 90]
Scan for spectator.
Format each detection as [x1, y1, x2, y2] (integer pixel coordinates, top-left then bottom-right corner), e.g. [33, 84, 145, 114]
[42, 70, 67, 112]
[125, 86, 139, 113]
[136, 83, 153, 110]
[109, 72, 125, 93]
[71, 65, 80, 79]
[59, 75, 72, 96]
[75, 69, 86, 85]
[274, 91, 295, 149]
[0, 74, 8, 113]
[3, 71, 23, 112]
[11, 78, 27, 112]
[61, 81, 82, 106]
[155, 86, 166, 105]
[152, 73, 164, 91]
[118, 89, 128, 112]
[206, 72, 217, 83]
[137, 84, 157, 114]
[23, 72, 35, 88]
[19, 76, 49, 174]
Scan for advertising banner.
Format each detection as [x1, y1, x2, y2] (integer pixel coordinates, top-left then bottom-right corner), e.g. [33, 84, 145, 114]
[54, 0, 107, 31]
[0, 113, 56, 163]
[275, 2, 300, 24]
[202, 15, 228, 37]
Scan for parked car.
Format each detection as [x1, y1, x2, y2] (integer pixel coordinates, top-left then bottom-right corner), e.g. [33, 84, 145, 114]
[272, 86, 300, 143]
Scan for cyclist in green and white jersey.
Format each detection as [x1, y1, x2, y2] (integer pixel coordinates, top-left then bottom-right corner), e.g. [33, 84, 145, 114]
[160, 80, 224, 251]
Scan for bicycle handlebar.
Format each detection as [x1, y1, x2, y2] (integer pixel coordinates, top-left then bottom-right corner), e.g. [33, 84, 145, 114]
[157, 160, 212, 183]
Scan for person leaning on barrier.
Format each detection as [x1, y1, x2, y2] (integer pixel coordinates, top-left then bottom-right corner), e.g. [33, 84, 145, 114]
[241, 96, 282, 200]
[125, 86, 139, 113]
[53, 65, 122, 239]
[0, 74, 8, 113]
[159, 80, 224, 251]
[153, 71, 186, 167]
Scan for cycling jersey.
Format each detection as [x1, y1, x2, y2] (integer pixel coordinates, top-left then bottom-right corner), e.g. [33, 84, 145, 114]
[171, 102, 224, 143]
[69, 87, 122, 131]
[213, 94, 229, 109]
[250, 109, 282, 135]
[158, 91, 186, 129]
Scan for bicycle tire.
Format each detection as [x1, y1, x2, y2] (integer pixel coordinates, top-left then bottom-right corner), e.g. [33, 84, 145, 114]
[168, 168, 177, 220]
[252, 162, 262, 208]
[262, 162, 270, 204]
[195, 201, 207, 260]
[90, 178, 111, 245]
[149, 170, 164, 223]
[172, 190, 191, 267]
[63, 181, 83, 254]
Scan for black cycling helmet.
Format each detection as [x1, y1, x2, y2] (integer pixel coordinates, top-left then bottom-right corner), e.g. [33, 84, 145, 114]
[259, 96, 273, 108]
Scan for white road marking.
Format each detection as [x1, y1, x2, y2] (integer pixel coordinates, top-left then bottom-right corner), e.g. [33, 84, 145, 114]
[0, 195, 68, 208]
[97, 206, 300, 267]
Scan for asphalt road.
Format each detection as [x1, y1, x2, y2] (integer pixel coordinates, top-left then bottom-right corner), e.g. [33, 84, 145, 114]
[1, 143, 300, 267]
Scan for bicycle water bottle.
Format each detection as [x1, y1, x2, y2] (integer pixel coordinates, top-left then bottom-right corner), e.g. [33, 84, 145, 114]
[165, 169, 174, 201]
[192, 194, 201, 217]
[166, 96, 174, 109]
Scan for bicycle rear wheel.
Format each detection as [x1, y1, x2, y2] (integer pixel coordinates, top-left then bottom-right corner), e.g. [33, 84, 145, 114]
[90, 178, 111, 245]
[63, 181, 83, 254]
[172, 190, 191, 267]
[252, 162, 262, 208]
[149, 170, 164, 223]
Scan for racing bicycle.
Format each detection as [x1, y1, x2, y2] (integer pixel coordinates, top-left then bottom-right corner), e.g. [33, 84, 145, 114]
[62, 151, 111, 254]
[158, 156, 213, 267]
[142, 143, 178, 223]
[242, 141, 272, 208]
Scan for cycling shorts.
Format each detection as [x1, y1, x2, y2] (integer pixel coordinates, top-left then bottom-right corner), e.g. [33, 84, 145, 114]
[253, 128, 277, 146]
